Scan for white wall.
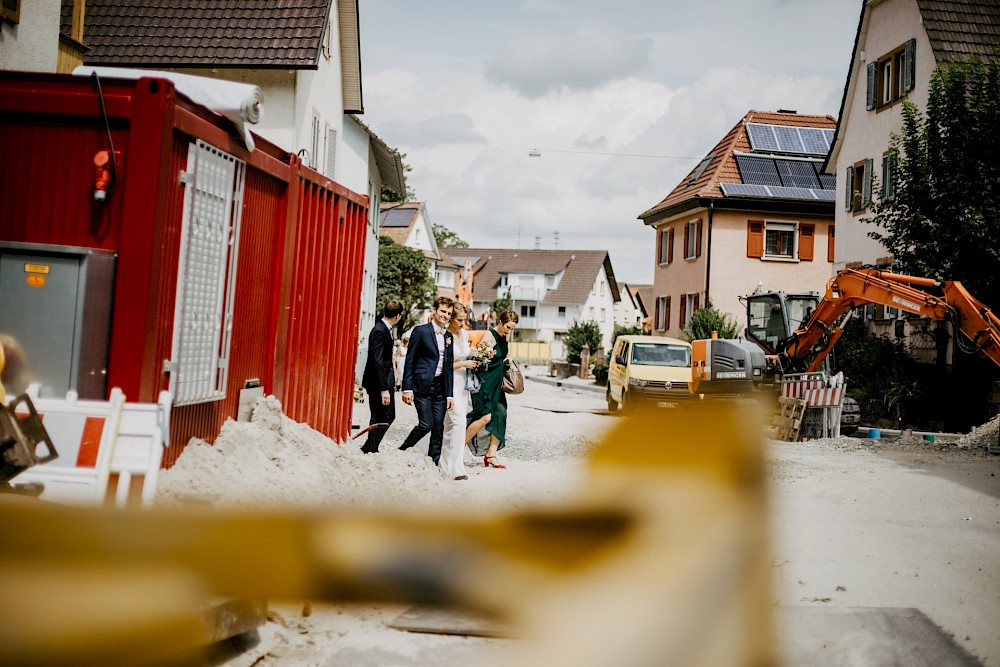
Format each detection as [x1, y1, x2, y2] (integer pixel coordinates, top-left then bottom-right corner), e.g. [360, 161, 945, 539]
[0, 0, 60, 73]
[580, 267, 617, 350]
[831, 0, 935, 268]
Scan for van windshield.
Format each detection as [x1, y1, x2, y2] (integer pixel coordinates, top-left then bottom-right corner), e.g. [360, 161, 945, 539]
[630, 343, 691, 367]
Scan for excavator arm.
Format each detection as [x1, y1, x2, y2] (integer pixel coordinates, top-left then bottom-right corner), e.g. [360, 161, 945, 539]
[779, 268, 1000, 372]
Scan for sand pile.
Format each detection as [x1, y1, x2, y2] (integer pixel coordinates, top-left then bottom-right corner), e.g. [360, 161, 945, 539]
[955, 414, 1000, 449]
[155, 396, 463, 510]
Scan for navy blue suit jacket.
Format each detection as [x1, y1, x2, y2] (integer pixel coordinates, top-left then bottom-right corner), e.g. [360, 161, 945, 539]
[402, 322, 454, 397]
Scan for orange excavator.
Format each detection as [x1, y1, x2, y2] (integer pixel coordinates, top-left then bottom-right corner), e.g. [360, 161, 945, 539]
[751, 268, 1000, 377]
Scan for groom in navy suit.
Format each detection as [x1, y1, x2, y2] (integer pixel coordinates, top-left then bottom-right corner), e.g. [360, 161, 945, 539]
[399, 296, 455, 465]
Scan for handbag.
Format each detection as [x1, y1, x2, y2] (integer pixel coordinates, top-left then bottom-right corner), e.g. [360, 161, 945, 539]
[501, 360, 524, 394]
[465, 371, 481, 393]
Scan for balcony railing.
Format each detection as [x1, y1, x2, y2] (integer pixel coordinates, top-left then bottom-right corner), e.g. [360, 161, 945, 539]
[498, 286, 541, 301]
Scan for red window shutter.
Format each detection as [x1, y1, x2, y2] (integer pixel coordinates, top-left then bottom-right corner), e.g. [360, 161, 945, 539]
[827, 225, 835, 262]
[654, 297, 660, 329]
[683, 224, 690, 258]
[695, 220, 703, 258]
[667, 228, 674, 263]
[693, 293, 700, 313]
[657, 230, 663, 263]
[799, 224, 815, 261]
[679, 295, 687, 328]
[665, 295, 671, 330]
[747, 220, 764, 257]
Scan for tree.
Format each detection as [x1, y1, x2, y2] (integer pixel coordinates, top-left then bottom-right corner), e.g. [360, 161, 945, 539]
[563, 320, 602, 364]
[680, 306, 740, 342]
[376, 236, 436, 332]
[433, 223, 468, 249]
[489, 287, 513, 325]
[611, 323, 643, 349]
[862, 58, 1000, 429]
[380, 154, 416, 203]
[863, 59, 1000, 310]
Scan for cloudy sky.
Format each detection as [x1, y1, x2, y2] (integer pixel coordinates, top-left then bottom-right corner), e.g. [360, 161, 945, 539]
[359, 0, 860, 285]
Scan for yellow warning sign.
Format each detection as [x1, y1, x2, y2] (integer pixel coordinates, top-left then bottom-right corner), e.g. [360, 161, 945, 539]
[26, 274, 46, 288]
[24, 264, 50, 274]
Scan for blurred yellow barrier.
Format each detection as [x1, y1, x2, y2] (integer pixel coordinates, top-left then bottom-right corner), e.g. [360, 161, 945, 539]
[0, 401, 771, 667]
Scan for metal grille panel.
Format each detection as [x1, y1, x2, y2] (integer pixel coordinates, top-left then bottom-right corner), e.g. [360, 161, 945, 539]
[169, 140, 246, 406]
[735, 156, 782, 186]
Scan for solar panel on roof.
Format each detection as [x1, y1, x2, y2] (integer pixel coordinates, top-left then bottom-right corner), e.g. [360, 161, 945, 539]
[746, 124, 779, 151]
[720, 183, 771, 197]
[798, 128, 828, 155]
[736, 156, 782, 186]
[720, 182, 836, 201]
[770, 186, 819, 200]
[745, 123, 835, 156]
[381, 208, 414, 227]
[772, 125, 805, 154]
[776, 159, 820, 188]
[818, 173, 836, 190]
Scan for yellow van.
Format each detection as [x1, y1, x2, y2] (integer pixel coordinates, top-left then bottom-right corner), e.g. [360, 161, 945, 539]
[606, 335, 693, 411]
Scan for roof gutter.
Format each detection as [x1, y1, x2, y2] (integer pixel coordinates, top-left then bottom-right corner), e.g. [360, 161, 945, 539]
[705, 199, 714, 308]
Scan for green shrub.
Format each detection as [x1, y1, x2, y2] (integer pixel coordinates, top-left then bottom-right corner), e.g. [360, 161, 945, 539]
[681, 306, 740, 341]
[564, 320, 602, 364]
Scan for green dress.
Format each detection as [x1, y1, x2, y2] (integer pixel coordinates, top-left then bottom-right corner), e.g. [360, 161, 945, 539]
[467, 328, 509, 455]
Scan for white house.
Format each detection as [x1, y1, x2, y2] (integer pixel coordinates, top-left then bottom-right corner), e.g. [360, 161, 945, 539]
[615, 283, 649, 330]
[80, 0, 406, 382]
[449, 249, 621, 355]
[825, 0, 1000, 270]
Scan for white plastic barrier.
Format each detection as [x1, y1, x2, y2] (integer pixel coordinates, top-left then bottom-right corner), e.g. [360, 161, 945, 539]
[13, 388, 171, 506]
[14, 388, 125, 504]
[109, 391, 171, 506]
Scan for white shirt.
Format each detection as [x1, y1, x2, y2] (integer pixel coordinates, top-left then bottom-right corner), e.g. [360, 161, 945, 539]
[433, 322, 446, 376]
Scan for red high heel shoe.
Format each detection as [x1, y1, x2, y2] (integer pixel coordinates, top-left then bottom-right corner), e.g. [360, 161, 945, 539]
[484, 455, 506, 469]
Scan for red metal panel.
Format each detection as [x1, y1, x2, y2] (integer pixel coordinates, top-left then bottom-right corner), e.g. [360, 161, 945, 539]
[0, 73, 369, 466]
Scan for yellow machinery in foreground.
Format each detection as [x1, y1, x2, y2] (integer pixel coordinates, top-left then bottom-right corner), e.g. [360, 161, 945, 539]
[0, 401, 771, 667]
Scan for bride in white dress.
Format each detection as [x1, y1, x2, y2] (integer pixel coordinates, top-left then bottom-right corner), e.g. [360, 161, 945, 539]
[441, 303, 478, 480]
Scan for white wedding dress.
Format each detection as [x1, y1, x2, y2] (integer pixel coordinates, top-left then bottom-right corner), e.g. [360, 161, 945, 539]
[441, 329, 470, 479]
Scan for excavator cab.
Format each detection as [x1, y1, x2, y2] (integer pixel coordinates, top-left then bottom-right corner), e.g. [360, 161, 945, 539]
[745, 292, 820, 355]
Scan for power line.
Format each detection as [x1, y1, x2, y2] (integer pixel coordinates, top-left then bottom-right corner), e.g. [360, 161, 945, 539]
[370, 120, 701, 160]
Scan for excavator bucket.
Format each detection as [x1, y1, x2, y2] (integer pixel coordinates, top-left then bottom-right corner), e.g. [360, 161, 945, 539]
[0, 393, 59, 488]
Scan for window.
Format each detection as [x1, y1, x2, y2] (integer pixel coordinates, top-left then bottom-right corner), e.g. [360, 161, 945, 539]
[600, 308, 606, 321]
[867, 40, 915, 111]
[589, 307, 595, 320]
[546, 274, 556, 288]
[599, 280, 605, 296]
[655, 296, 668, 331]
[322, 20, 332, 59]
[764, 221, 798, 259]
[882, 150, 897, 202]
[687, 155, 714, 185]
[520, 305, 536, 317]
[500, 274, 508, 286]
[846, 159, 873, 212]
[169, 140, 246, 406]
[679, 293, 700, 329]
[558, 306, 566, 318]
[683, 219, 703, 259]
[658, 227, 673, 264]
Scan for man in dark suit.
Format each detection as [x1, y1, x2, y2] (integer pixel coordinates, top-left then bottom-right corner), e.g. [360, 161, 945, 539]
[399, 296, 455, 465]
[360, 300, 404, 453]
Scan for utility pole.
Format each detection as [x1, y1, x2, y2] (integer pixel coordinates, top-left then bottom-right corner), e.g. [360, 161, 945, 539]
[534, 235, 541, 249]
[553, 231, 560, 248]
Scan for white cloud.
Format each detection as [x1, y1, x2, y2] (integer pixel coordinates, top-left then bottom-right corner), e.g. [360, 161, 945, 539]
[484, 20, 653, 97]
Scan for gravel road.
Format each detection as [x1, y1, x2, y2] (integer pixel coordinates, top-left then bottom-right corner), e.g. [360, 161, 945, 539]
[211, 367, 999, 666]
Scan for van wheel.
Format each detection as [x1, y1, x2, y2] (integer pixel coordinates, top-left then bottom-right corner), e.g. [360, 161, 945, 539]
[620, 391, 631, 414]
[607, 388, 619, 412]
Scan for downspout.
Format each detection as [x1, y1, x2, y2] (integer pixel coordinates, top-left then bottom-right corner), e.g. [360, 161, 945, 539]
[704, 199, 714, 307]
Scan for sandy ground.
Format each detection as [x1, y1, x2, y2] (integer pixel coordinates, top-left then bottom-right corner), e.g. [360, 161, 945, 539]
[157, 367, 1000, 666]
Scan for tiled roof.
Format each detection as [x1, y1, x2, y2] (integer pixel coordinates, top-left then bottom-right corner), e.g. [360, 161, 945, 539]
[638, 110, 836, 222]
[918, 0, 1000, 61]
[451, 248, 620, 306]
[623, 283, 653, 316]
[83, 0, 331, 68]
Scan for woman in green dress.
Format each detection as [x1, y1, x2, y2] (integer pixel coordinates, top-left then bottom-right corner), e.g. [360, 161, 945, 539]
[466, 309, 519, 468]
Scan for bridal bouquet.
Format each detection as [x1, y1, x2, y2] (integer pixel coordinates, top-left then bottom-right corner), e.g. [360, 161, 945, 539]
[469, 340, 496, 368]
